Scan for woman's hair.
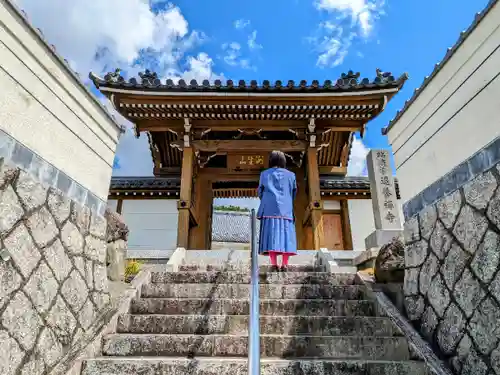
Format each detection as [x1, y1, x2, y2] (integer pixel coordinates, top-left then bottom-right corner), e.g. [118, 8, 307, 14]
[268, 150, 286, 168]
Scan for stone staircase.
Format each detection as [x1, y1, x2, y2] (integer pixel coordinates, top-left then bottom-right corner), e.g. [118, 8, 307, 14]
[82, 263, 432, 374]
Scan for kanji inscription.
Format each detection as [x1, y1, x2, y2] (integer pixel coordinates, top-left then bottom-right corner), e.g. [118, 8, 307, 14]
[366, 149, 401, 230]
[227, 154, 267, 172]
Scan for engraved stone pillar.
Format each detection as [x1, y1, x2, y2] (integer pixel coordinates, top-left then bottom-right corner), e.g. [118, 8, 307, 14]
[365, 149, 403, 249]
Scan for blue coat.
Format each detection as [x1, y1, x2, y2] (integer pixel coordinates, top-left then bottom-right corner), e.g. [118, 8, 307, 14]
[257, 168, 296, 221]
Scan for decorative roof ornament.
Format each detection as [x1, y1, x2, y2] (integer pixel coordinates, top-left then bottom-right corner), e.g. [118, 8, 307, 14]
[139, 69, 160, 86]
[104, 68, 125, 84]
[375, 68, 395, 84]
[336, 71, 360, 87]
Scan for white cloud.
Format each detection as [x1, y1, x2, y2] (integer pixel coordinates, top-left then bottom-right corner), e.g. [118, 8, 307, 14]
[347, 136, 369, 176]
[315, 0, 385, 36]
[234, 19, 251, 29]
[221, 42, 254, 70]
[312, 0, 385, 67]
[247, 30, 263, 50]
[12, 0, 224, 176]
[221, 20, 262, 70]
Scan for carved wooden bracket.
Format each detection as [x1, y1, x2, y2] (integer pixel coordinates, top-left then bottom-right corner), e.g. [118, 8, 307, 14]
[196, 151, 218, 168]
[233, 128, 266, 140]
[167, 128, 178, 137]
[284, 151, 305, 167]
[317, 143, 330, 153]
[170, 142, 183, 152]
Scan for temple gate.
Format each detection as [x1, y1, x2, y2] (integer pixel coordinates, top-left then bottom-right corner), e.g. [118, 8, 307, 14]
[92, 70, 407, 250]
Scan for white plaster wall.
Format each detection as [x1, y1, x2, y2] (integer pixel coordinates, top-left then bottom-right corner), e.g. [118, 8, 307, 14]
[121, 200, 178, 251]
[348, 199, 404, 250]
[0, 2, 121, 200]
[386, 2, 500, 202]
[323, 200, 341, 210]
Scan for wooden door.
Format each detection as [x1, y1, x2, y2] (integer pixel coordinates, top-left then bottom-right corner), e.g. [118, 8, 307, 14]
[322, 213, 344, 250]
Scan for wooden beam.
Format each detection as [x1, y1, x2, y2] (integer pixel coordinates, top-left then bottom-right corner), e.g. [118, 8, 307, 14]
[181, 140, 308, 152]
[153, 167, 181, 175]
[119, 94, 386, 106]
[177, 147, 194, 249]
[318, 166, 347, 175]
[138, 119, 363, 130]
[340, 200, 354, 250]
[306, 147, 324, 250]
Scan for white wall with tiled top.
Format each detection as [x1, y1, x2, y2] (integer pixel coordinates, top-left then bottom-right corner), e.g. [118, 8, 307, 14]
[0, 1, 121, 200]
[386, 1, 500, 202]
[108, 199, 179, 251]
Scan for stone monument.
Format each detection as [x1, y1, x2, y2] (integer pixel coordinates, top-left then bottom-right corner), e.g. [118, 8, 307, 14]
[365, 149, 403, 249]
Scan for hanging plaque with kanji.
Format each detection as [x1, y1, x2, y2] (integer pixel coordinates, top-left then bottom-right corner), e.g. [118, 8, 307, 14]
[227, 154, 267, 172]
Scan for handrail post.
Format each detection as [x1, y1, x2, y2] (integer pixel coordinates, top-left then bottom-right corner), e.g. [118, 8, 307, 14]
[248, 209, 260, 375]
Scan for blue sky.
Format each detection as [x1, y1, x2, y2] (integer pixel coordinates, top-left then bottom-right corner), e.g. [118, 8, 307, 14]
[145, 0, 488, 152]
[14, 0, 490, 208]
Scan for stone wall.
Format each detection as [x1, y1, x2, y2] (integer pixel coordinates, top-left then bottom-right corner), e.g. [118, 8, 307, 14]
[0, 158, 111, 375]
[404, 161, 500, 375]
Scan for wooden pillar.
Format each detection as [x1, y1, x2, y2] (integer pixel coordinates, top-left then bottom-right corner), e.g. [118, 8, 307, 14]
[306, 148, 323, 250]
[294, 168, 308, 250]
[189, 174, 212, 249]
[116, 199, 123, 215]
[177, 147, 194, 249]
[340, 199, 353, 250]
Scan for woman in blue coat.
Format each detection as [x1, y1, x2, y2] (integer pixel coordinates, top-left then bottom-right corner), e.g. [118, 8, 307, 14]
[257, 150, 297, 271]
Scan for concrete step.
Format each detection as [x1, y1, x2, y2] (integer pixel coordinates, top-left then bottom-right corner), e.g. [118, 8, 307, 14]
[179, 264, 321, 272]
[150, 271, 356, 285]
[102, 334, 410, 359]
[131, 298, 377, 316]
[141, 283, 365, 299]
[117, 314, 401, 336]
[82, 357, 431, 375]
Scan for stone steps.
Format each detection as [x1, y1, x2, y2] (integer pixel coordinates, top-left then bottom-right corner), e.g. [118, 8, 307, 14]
[150, 271, 356, 285]
[116, 314, 401, 336]
[82, 357, 431, 375]
[81, 261, 431, 374]
[102, 333, 411, 359]
[130, 298, 377, 316]
[179, 264, 321, 272]
[141, 283, 365, 299]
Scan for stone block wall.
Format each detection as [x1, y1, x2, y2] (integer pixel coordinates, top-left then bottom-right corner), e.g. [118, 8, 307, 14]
[404, 161, 500, 375]
[0, 158, 111, 375]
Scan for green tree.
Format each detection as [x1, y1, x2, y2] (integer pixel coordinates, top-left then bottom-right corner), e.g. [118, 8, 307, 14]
[214, 205, 249, 212]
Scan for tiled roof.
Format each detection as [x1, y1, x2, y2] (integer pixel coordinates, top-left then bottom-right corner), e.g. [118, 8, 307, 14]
[110, 176, 180, 190]
[211, 211, 259, 243]
[382, 0, 498, 135]
[320, 176, 401, 198]
[109, 176, 400, 197]
[90, 70, 408, 93]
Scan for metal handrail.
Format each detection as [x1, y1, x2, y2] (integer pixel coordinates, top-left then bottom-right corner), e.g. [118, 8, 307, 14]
[248, 209, 260, 375]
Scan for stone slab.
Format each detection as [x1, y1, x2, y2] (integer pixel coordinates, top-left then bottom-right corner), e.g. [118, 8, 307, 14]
[117, 314, 401, 336]
[365, 229, 403, 249]
[140, 283, 366, 299]
[131, 298, 377, 316]
[179, 264, 321, 272]
[82, 357, 432, 375]
[149, 271, 356, 285]
[102, 333, 411, 359]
